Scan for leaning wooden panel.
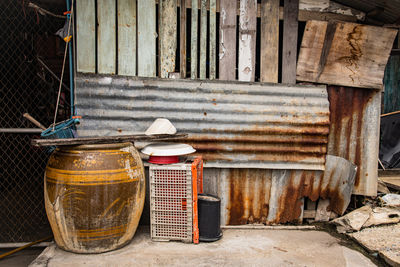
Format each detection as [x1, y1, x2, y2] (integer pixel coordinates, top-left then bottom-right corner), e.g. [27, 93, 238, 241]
[297, 20, 398, 89]
[260, 0, 279, 83]
[219, 0, 237, 81]
[97, 0, 116, 74]
[138, 0, 156, 77]
[238, 0, 257, 82]
[180, 0, 187, 78]
[159, 0, 177, 78]
[118, 0, 137, 76]
[76, 0, 95, 73]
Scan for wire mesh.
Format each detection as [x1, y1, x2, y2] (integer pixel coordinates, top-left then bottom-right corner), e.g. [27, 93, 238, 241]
[0, 0, 69, 242]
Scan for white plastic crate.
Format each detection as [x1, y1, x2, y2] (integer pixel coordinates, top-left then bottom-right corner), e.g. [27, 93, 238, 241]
[149, 163, 193, 242]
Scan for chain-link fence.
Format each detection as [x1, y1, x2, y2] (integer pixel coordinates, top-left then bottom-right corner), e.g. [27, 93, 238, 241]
[0, 0, 70, 242]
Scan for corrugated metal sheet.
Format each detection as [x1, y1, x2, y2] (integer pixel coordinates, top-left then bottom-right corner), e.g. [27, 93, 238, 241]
[336, 0, 400, 24]
[327, 86, 381, 196]
[75, 74, 330, 170]
[204, 155, 357, 225]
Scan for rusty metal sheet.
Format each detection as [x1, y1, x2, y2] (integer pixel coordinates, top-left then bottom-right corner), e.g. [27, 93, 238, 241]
[204, 155, 357, 225]
[75, 74, 330, 170]
[327, 86, 381, 196]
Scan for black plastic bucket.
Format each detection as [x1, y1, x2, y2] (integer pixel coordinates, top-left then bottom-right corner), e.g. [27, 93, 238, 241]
[198, 194, 222, 242]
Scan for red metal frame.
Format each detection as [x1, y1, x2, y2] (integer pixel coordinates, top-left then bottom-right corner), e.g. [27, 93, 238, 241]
[191, 156, 203, 244]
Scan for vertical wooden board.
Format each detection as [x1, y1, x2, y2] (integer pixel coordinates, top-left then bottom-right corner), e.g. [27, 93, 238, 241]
[219, 0, 237, 81]
[118, 0, 136, 76]
[97, 0, 116, 74]
[209, 0, 217, 79]
[238, 0, 257, 82]
[137, 0, 156, 77]
[260, 0, 279, 83]
[180, 0, 187, 78]
[76, 0, 95, 73]
[282, 0, 299, 84]
[199, 0, 207, 79]
[159, 0, 177, 78]
[190, 0, 198, 79]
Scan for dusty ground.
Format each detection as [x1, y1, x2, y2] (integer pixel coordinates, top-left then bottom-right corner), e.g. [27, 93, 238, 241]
[349, 223, 400, 267]
[30, 227, 377, 267]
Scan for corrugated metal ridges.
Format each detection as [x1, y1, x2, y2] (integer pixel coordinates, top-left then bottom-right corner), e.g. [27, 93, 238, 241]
[75, 75, 330, 170]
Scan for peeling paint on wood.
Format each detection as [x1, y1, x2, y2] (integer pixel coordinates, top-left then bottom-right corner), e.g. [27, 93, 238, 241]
[190, 0, 198, 79]
[209, 0, 217, 79]
[76, 0, 95, 73]
[180, 0, 187, 78]
[118, 0, 136, 76]
[137, 0, 156, 77]
[238, 0, 257, 82]
[199, 0, 207, 79]
[219, 0, 237, 81]
[159, 0, 177, 78]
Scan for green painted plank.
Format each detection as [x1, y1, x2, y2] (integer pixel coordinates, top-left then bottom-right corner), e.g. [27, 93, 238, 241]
[138, 0, 156, 77]
[238, 0, 257, 82]
[260, 0, 279, 83]
[97, 0, 116, 74]
[159, 0, 177, 78]
[209, 0, 216, 79]
[191, 0, 198, 79]
[199, 0, 207, 79]
[76, 0, 95, 73]
[219, 0, 237, 81]
[118, 0, 136, 76]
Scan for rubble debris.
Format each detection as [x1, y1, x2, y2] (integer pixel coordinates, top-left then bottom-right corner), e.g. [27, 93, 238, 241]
[331, 205, 400, 233]
[381, 194, 400, 207]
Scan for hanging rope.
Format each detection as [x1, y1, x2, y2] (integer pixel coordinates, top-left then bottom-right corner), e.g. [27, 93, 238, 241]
[52, 0, 74, 130]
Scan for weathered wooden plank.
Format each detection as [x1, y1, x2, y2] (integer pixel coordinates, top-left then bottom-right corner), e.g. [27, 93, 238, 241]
[219, 0, 237, 81]
[209, 0, 217, 79]
[260, 0, 279, 83]
[76, 0, 95, 73]
[199, 0, 207, 79]
[138, 0, 157, 77]
[159, 0, 177, 78]
[32, 134, 188, 147]
[191, 0, 198, 79]
[297, 21, 398, 89]
[97, 0, 116, 74]
[180, 0, 187, 78]
[118, 0, 136, 76]
[282, 0, 299, 84]
[238, 0, 257, 82]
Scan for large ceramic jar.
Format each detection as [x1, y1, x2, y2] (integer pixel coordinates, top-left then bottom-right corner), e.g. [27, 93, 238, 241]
[44, 142, 145, 253]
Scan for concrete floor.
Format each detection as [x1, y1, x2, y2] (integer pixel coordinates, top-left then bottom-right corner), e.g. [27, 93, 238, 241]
[29, 227, 378, 267]
[0, 247, 44, 267]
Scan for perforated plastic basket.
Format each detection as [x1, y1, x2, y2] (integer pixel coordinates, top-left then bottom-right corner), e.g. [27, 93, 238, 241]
[149, 158, 203, 243]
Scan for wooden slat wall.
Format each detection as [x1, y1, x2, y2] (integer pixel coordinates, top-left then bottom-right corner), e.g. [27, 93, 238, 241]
[74, 0, 304, 83]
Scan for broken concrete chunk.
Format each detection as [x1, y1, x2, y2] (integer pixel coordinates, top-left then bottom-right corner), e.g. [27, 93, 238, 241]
[331, 206, 372, 233]
[363, 207, 400, 228]
[381, 194, 400, 207]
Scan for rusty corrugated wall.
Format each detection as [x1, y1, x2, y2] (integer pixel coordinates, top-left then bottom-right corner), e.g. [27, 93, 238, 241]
[327, 86, 380, 196]
[75, 74, 330, 170]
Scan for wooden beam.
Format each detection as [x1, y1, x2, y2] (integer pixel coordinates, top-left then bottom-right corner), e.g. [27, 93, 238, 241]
[209, 0, 217, 79]
[76, 0, 96, 73]
[97, 0, 116, 74]
[282, 0, 299, 84]
[238, 0, 257, 82]
[137, 0, 157, 77]
[190, 0, 198, 79]
[159, 0, 177, 78]
[199, 0, 207, 79]
[260, 0, 279, 83]
[219, 0, 237, 81]
[118, 0, 136, 76]
[180, 0, 187, 78]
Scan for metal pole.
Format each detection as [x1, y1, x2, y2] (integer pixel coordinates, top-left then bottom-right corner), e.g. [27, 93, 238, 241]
[66, 0, 74, 117]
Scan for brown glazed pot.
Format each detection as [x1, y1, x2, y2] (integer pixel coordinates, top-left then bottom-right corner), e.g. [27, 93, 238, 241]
[44, 142, 145, 253]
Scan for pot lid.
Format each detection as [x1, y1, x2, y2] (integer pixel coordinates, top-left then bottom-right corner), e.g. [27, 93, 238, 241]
[141, 143, 196, 156]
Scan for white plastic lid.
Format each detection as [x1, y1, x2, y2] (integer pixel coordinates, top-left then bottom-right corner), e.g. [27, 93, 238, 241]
[141, 143, 196, 156]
